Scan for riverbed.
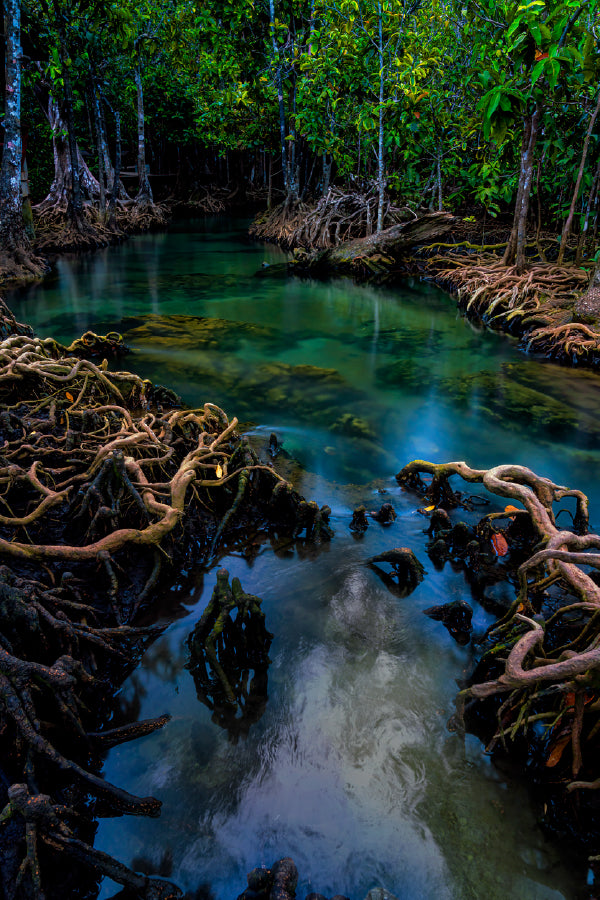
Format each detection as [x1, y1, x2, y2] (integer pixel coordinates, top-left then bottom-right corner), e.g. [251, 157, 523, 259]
[9, 217, 599, 899]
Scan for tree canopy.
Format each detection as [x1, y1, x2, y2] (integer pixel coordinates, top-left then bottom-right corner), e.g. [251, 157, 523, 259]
[1, 0, 599, 254]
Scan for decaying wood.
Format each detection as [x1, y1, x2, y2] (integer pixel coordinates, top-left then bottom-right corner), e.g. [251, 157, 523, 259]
[294, 210, 457, 277]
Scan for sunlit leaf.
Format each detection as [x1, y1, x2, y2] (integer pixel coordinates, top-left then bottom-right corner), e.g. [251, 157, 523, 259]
[491, 532, 509, 556]
[545, 733, 571, 767]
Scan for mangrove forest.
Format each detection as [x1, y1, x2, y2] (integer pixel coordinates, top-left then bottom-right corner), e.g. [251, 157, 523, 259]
[2, 0, 600, 898]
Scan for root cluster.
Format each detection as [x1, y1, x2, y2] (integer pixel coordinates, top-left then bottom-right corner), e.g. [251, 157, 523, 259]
[398, 459, 600, 833]
[32, 201, 170, 255]
[421, 251, 600, 368]
[0, 314, 326, 897]
[250, 186, 412, 250]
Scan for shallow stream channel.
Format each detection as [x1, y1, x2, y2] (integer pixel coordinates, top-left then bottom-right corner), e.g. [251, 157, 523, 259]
[9, 218, 600, 899]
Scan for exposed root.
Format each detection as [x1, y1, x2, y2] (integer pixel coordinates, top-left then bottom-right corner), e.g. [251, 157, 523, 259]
[250, 186, 413, 250]
[0, 310, 324, 896]
[173, 184, 235, 214]
[398, 459, 600, 807]
[32, 201, 171, 254]
[420, 251, 600, 368]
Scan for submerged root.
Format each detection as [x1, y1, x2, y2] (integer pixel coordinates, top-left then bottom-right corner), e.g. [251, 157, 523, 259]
[398, 459, 600, 807]
[0, 305, 322, 896]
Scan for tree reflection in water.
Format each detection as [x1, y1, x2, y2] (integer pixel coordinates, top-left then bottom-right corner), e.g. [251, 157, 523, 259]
[186, 569, 273, 743]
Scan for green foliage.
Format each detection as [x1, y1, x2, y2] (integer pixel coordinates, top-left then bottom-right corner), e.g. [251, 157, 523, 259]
[13, 0, 600, 227]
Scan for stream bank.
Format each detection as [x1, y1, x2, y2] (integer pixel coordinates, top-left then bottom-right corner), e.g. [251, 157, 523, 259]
[4, 216, 600, 899]
[251, 199, 600, 371]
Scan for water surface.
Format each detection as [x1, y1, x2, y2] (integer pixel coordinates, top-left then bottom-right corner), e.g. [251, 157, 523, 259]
[9, 218, 599, 899]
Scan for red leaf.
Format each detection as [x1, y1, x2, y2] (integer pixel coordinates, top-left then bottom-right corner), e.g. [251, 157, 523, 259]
[546, 733, 570, 767]
[491, 532, 509, 556]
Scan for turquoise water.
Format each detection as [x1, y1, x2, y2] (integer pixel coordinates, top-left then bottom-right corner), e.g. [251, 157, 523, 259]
[8, 218, 599, 899]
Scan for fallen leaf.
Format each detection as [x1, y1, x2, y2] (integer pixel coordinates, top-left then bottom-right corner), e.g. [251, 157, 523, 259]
[491, 532, 509, 556]
[216, 463, 223, 479]
[545, 733, 571, 767]
[424, 504, 435, 512]
[65, 391, 74, 402]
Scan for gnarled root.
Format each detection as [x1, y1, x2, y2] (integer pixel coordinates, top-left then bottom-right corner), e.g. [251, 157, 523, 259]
[398, 459, 600, 799]
[0, 314, 321, 896]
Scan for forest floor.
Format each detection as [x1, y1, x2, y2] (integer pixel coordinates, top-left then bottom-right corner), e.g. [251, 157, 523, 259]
[251, 194, 598, 371]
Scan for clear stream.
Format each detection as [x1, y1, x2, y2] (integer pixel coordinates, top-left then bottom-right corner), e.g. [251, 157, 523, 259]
[9, 218, 600, 899]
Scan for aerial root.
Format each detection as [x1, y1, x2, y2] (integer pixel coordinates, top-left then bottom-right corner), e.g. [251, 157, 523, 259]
[249, 185, 413, 249]
[398, 458, 600, 790]
[0, 310, 322, 896]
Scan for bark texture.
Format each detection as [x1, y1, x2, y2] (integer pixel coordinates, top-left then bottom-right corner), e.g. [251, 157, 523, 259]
[295, 210, 456, 276]
[0, 0, 25, 250]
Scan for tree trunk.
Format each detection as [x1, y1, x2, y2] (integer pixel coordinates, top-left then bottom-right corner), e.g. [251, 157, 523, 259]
[298, 211, 456, 276]
[322, 152, 332, 197]
[558, 87, 600, 264]
[576, 157, 600, 265]
[269, 0, 288, 194]
[108, 108, 121, 230]
[59, 53, 85, 229]
[574, 258, 600, 322]
[503, 105, 540, 272]
[0, 0, 26, 251]
[91, 83, 106, 216]
[267, 155, 273, 210]
[37, 98, 100, 211]
[376, 0, 385, 234]
[134, 64, 153, 206]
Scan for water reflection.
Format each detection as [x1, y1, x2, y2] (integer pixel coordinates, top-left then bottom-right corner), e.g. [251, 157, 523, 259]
[5, 218, 594, 899]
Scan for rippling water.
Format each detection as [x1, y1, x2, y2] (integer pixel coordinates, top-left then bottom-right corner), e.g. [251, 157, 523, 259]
[8, 217, 599, 899]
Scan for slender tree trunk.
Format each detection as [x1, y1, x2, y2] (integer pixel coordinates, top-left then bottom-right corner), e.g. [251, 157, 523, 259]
[134, 63, 153, 206]
[574, 257, 600, 321]
[436, 151, 442, 211]
[91, 83, 106, 217]
[376, 0, 385, 234]
[108, 108, 121, 230]
[269, 0, 288, 194]
[322, 153, 332, 197]
[503, 105, 540, 271]
[0, 0, 26, 251]
[288, 64, 299, 201]
[99, 97, 114, 184]
[267, 156, 273, 210]
[52, 7, 85, 231]
[558, 87, 600, 264]
[576, 157, 600, 265]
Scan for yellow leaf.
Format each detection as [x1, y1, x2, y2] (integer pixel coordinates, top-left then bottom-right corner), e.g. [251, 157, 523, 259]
[65, 391, 74, 402]
[216, 463, 223, 479]
[424, 505, 435, 512]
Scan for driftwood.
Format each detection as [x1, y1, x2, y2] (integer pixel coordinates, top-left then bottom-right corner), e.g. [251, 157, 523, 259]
[293, 211, 457, 278]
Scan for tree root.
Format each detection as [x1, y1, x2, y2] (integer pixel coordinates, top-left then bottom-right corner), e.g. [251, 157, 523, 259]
[0, 310, 324, 896]
[420, 251, 600, 369]
[250, 186, 414, 250]
[398, 458, 600, 803]
[187, 569, 273, 741]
